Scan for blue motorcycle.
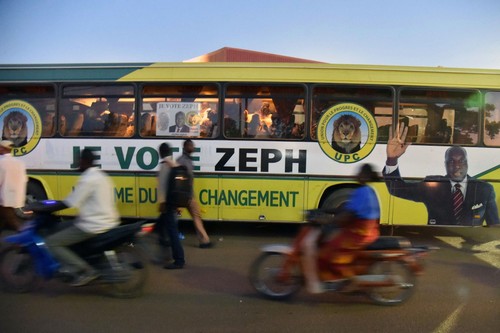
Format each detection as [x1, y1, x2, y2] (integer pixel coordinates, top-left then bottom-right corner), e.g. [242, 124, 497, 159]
[0, 200, 149, 298]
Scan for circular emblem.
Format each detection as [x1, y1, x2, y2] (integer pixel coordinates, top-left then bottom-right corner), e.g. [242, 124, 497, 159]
[317, 103, 377, 163]
[186, 111, 201, 126]
[0, 100, 42, 156]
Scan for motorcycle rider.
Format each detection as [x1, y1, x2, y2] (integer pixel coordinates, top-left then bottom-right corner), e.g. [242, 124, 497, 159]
[302, 163, 381, 293]
[45, 148, 120, 286]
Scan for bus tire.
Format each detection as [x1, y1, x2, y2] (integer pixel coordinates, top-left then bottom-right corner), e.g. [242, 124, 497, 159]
[27, 181, 48, 202]
[320, 188, 355, 212]
[16, 181, 48, 220]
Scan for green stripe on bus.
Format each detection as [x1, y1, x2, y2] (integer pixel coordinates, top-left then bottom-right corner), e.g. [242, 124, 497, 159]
[474, 164, 500, 179]
[0, 64, 152, 82]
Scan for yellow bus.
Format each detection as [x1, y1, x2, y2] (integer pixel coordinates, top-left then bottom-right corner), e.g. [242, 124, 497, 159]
[1, 62, 499, 226]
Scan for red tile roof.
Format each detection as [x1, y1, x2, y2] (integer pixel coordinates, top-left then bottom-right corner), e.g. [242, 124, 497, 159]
[184, 47, 324, 63]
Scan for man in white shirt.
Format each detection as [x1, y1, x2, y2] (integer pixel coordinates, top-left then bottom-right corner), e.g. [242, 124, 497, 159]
[0, 140, 27, 232]
[45, 148, 120, 286]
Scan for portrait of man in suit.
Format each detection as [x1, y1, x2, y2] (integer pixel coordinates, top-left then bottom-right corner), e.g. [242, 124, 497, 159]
[169, 111, 190, 133]
[383, 123, 499, 226]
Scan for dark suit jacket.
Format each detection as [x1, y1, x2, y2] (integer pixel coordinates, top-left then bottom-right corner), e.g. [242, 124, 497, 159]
[169, 125, 190, 133]
[383, 167, 499, 226]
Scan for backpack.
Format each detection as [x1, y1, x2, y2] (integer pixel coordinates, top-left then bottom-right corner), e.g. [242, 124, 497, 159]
[166, 165, 192, 208]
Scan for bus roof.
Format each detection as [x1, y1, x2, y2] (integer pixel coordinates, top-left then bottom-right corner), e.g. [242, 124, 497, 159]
[1, 62, 499, 89]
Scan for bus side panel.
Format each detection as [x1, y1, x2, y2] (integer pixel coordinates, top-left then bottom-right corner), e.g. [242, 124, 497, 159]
[371, 182, 393, 226]
[305, 178, 332, 210]
[135, 174, 157, 219]
[214, 177, 305, 222]
[28, 174, 58, 199]
[185, 176, 220, 221]
[478, 168, 500, 225]
[57, 173, 143, 219]
[306, 180, 394, 226]
[390, 197, 428, 226]
[113, 174, 138, 218]
[133, 174, 223, 221]
[56, 174, 79, 216]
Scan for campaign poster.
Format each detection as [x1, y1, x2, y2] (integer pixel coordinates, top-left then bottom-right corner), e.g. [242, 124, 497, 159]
[156, 102, 201, 136]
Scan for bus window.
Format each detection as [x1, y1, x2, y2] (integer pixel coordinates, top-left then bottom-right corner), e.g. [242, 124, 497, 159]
[311, 85, 394, 142]
[60, 85, 135, 137]
[0, 84, 56, 139]
[399, 89, 480, 145]
[141, 84, 219, 138]
[373, 106, 393, 143]
[484, 92, 500, 146]
[41, 104, 56, 137]
[224, 85, 305, 139]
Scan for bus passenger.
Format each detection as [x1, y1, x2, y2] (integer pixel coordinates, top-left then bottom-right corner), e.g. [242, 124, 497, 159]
[245, 113, 263, 137]
[81, 101, 108, 135]
[224, 116, 239, 137]
[42, 111, 56, 137]
[140, 112, 153, 136]
[126, 113, 135, 136]
[199, 102, 217, 137]
[265, 113, 296, 138]
[258, 102, 273, 128]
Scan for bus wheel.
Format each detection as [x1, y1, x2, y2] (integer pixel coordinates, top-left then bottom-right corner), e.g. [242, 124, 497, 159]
[320, 188, 354, 212]
[16, 182, 48, 220]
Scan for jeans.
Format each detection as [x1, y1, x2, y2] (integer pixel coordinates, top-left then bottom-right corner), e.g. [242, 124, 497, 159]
[157, 207, 185, 265]
[45, 223, 94, 273]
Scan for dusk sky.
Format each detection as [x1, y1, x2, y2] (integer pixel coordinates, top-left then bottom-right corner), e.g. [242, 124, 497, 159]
[1, 0, 500, 69]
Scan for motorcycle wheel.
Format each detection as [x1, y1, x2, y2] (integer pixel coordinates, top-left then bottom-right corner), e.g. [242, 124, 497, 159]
[0, 246, 40, 293]
[366, 260, 416, 306]
[249, 252, 301, 300]
[103, 244, 149, 298]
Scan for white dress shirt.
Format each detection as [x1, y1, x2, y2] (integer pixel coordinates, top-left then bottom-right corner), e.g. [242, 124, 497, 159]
[0, 153, 27, 208]
[64, 167, 120, 234]
[157, 156, 177, 204]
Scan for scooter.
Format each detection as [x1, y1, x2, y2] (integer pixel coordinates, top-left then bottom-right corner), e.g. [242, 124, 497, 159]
[0, 200, 149, 298]
[249, 209, 437, 305]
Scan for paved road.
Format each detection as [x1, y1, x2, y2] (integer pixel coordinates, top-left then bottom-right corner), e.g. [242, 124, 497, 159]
[0, 223, 499, 333]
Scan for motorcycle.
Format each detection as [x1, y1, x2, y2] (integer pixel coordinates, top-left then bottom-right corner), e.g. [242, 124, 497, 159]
[249, 209, 437, 305]
[0, 200, 149, 298]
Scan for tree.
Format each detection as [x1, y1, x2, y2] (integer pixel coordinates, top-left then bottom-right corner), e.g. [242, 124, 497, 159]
[484, 103, 495, 118]
[485, 119, 500, 140]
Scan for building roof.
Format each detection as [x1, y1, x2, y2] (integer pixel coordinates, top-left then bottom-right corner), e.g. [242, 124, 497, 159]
[184, 47, 324, 63]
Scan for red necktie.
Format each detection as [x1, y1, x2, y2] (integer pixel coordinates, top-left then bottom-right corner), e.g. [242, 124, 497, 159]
[452, 184, 464, 221]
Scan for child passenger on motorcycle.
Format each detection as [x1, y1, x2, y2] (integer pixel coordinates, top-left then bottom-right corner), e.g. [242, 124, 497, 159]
[302, 163, 381, 294]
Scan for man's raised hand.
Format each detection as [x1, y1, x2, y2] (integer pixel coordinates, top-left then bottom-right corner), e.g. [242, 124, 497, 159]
[386, 123, 411, 165]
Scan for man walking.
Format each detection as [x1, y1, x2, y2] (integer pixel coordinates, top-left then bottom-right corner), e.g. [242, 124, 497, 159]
[0, 140, 27, 233]
[177, 139, 212, 248]
[157, 142, 185, 268]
